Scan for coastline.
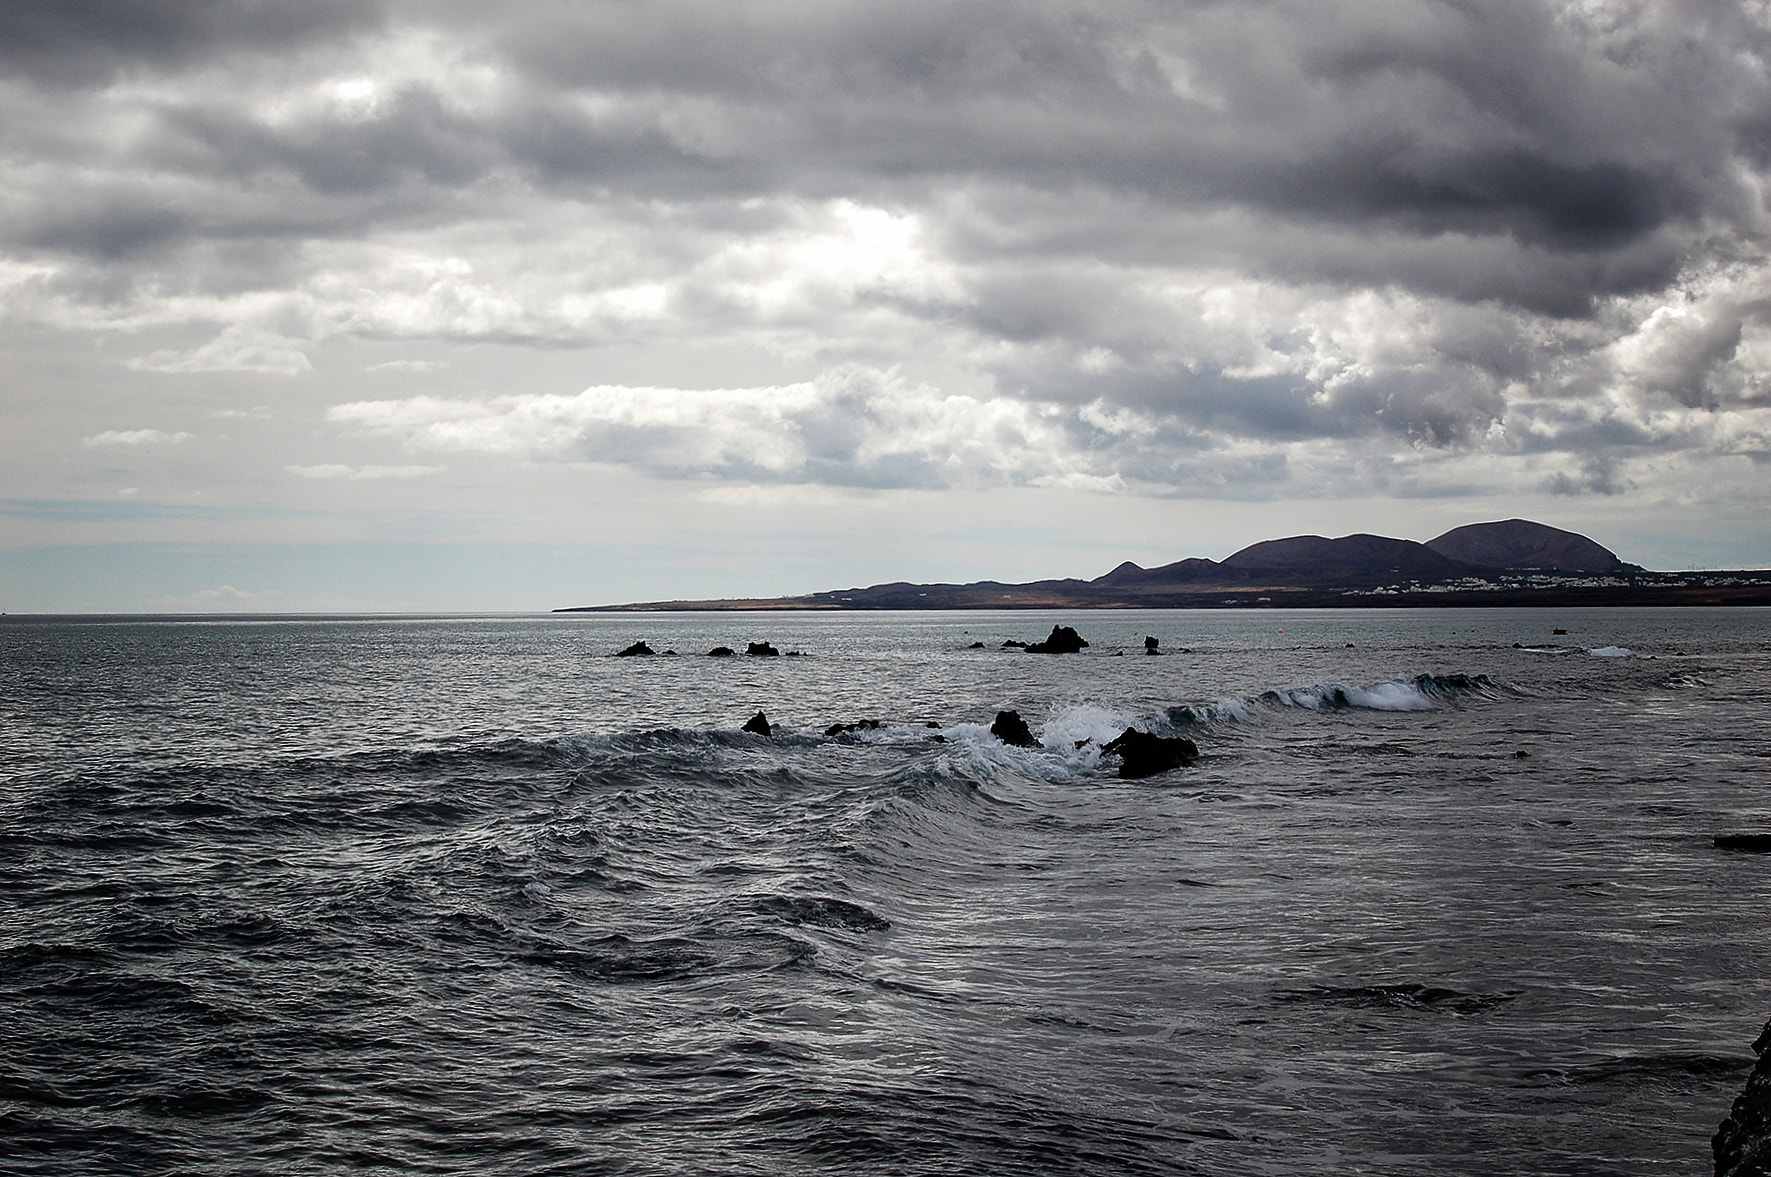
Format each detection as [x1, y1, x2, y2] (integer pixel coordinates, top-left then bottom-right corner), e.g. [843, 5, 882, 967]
[559, 578, 1771, 612]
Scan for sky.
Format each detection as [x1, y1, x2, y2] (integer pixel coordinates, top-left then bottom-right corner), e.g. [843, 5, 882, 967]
[3, 0, 1771, 612]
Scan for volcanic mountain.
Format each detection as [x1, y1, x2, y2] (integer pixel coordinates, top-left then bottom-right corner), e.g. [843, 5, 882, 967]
[1424, 519, 1643, 575]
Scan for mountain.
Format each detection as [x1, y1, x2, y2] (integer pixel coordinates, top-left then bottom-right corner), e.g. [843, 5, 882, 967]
[1214, 533, 1478, 586]
[563, 518, 1771, 611]
[1092, 557, 1221, 587]
[1424, 519, 1641, 575]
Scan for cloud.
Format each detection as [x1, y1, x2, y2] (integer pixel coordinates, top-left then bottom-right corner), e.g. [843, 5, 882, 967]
[287, 463, 444, 480]
[6, 1, 1771, 515]
[83, 428, 193, 446]
[365, 359, 447, 372]
[126, 326, 312, 376]
[329, 365, 1122, 490]
[186, 583, 291, 607]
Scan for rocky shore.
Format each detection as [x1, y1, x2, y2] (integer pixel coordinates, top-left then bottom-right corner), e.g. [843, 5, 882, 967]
[1717, 1020, 1771, 1177]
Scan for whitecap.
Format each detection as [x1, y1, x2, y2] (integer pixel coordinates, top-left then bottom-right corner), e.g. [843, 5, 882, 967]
[1588, 646, 1635, 658]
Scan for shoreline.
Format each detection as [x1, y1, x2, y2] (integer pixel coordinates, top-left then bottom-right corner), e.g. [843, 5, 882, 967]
[559, 581, 1771, 612]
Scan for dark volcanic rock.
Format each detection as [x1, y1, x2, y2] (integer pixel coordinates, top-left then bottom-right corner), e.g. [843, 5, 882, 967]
[1716, 833, 1771, 853]
[1102, 727, 1198, 779]
[708, 646, 735, 657]
[615, 640, 655, 657]
[1145, 636, 1160, 655]
[1025, 625, 1089, 654]
[1715, 1019, 1771, 1177]
[824, 719, 883, 737]
[746, 642, 779, 657]
[990, 710, 1038, 748]
[742, 711, 772, 737]
[1001, 640, 1026, 648]
[967, 641, 985, 649]
[1426, 518, 1640, 575]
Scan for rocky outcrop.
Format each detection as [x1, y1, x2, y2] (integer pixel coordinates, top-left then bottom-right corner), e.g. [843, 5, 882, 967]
[1715, 1019, 1771, 1177]
[1145, 636, 1160, 655]
[990, 710, 1038, 747]
[1102, 728, 1198, 779]
[742, 711, 772, 737]
[708, 646, 735, 657]
[1025, 625, 1089, 654]
[824, 719, 883, 737]
[746, 642, 780, 657]
[615, 640, 655, 657]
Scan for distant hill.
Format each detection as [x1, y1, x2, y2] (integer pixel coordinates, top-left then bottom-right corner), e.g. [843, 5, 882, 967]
[1425, 519, 1641, 575]
[562, 518, 1771, 610]
[1215, 533, 1478, 586]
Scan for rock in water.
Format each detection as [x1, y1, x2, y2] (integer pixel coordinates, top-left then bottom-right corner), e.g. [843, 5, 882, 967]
[1025, 625, 1089, 654]
[746, 641, 780, 657]
[708, 647, 735, 657]
[1102, 728, 1199, 779]
[742, 711, 772, 737]
[615, 640, 655, 657]
[990, 710, 1038, 747]
[824, 719, 883, 737]
[1715, 1019, 1771, 1177]
[1145, 636, 1161, 655]
[1716, 833, 1771, 853]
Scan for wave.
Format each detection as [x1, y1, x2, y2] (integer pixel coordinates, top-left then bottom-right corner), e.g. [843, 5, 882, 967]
[1168, 672, 1500, 728]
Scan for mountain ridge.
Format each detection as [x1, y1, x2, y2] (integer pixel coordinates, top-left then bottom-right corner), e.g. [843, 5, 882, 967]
[560, 518, 1771, 610]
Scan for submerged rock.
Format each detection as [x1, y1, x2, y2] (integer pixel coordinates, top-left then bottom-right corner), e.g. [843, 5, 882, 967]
[967, 641, 985, 649]
[1025, 625, 1089, 654]
[1102, 727, 1198, 779]
[708, 646, 735, 657]
[1717, 833, 1771, 853]
[746, 641, 780, 657]
[615, 640, 655, 657]
[1715, 1019, 1771, 1177]
[990, 710, 1038, 748]
[742, 711, 772, 737]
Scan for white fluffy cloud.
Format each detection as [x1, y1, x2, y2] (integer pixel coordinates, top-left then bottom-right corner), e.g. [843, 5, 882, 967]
[286, 463, 444, 480]
[126, 326, 313, 376]
[328, 366, 1110, 490]
[83, 429, 193, 446]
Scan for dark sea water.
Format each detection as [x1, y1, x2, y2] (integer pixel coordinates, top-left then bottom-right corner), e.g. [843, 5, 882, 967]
[3, 607, 1770, 1176]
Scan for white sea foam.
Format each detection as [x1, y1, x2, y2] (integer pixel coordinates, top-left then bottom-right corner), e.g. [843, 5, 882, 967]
[1340, 681, 1438, 711]
[1040, 703, 1139, 750]
[1588, 646, 1635, 658]
[1263, 680, 1435, 712]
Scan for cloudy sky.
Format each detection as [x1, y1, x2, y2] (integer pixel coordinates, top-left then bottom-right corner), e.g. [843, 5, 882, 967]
[4, 0, 1770, 610]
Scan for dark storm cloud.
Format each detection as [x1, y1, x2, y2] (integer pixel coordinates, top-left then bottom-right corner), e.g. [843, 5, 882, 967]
[0, 0, 382, 85]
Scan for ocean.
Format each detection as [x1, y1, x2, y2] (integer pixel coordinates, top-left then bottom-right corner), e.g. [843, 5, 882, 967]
[2, 607, 1769, 1175]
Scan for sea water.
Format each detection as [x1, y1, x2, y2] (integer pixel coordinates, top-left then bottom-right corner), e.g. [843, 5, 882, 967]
[2, 607, 1769, 1175]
